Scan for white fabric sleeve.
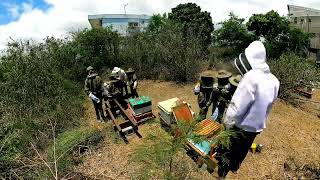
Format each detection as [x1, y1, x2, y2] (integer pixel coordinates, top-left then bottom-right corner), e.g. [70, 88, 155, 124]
[133, 81, 138, 89]
[223, 75, 255, 128]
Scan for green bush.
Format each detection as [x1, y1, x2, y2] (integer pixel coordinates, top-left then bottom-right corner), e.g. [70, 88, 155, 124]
[45, 127, 103, 178]
[0, 39, 84, 178]
[71, 28, 121, 78]
[269, 54, 320, 105]
[121, 20, 204, 82]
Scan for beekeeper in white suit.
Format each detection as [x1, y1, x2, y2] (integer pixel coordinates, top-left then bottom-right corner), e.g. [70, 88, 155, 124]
[216, 41, 280, 179]
[112, 67, 128, 98]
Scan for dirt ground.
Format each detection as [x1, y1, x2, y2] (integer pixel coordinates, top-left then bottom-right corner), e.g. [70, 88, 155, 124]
[75, 80, 320, 180]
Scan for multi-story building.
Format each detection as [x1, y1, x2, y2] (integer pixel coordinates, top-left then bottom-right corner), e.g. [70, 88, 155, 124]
[288, 5, 320, 64]
[88, 14, 151, 36]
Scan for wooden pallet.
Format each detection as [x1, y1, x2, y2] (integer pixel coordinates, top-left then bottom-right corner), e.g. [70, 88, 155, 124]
[295, 87, 313, 98]
[105, 99, 142, 143]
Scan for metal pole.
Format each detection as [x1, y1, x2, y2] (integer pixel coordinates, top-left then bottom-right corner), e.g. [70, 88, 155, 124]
[124, 3, 128, 15]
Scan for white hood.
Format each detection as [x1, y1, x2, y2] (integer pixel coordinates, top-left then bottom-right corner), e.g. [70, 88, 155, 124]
[245, 41, 269, 72]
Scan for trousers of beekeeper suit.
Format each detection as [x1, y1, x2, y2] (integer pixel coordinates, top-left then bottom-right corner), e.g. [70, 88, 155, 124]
[215, 41, 280, 178]
[194, 82, 215, 120]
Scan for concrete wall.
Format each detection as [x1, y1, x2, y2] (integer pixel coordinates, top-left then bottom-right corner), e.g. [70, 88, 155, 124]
[101, 17, 149, 36]
[288, 5, 320, 49]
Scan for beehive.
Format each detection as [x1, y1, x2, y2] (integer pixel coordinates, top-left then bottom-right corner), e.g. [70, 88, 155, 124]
[128, 96, 152, 115]
[158, 98, 179, 125]
[194, 119, 221, 137]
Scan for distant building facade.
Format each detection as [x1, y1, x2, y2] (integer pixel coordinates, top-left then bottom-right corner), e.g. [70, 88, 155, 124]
[88, 14, 151, 36]
[288, 5, 320, 49]
[288, 5, 320, 64]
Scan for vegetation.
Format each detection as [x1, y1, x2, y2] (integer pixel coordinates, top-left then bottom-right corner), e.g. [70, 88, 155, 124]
[0, 39, 86, 178]
[0, 1, 318, 179]
[121, 20, 204, 82]
[132, 120, 235, 179]
[168, 2, 214, 54]
[247, 10, 311, 58]
[213, 13, 257, 58]
[269, 54, 320, 105]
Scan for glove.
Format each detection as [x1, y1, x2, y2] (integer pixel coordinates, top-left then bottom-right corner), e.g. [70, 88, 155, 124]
[221, 89, 229, 95]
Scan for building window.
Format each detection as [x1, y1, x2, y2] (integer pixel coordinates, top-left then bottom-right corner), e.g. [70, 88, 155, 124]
[300, 18, 304, 24]
[128, 22, 140, 34]
[294, 17, 297, 24]
[128, 22, 139, 28]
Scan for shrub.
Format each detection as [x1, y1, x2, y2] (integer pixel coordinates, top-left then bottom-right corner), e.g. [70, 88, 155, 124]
[121, 20, 204, 82]
[45, 127, 104, 178]
[71, 28, 121, 76]
[0, 39, 84, 178]
[269, 54, 320, 105]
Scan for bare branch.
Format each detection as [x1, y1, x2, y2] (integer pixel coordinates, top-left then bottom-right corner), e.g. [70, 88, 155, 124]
[30, 142, 56, 179]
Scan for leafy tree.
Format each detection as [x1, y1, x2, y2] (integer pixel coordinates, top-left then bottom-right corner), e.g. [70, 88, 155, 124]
[168, 3, 214, 53]
[72, 28, 121, 72]
[147, 14, 167, 34]
[121, 21, 204, 82]
[213, 13, 257, 57]
[247, 10, 310, 58]
[247, 10, 290, 39]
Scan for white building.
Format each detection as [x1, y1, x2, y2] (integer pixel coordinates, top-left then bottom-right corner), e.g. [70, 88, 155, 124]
[88, 14, 151, 36]
[288, 5, 320, 49]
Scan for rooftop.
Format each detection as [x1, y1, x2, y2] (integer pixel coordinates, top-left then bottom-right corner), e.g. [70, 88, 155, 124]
[288, 4, 320, 17]
[88, 14, 151, 20]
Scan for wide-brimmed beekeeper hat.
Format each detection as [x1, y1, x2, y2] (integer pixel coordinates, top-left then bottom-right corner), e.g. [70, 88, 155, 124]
[229, 75, 242, 87]
[217, 70, 232, 87]
[86, 66, 94, 72]
[112, 67, 121, 74]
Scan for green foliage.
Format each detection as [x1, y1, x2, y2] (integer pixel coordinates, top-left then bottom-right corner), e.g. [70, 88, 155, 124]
[269, 53, 320, 105]
[247, 10, 290, 38]
[46, 127, 103, 177]
[0, 38, 84, 178]
[121, 21, 204, 82]
[147, 14, 167, 34]
[132, 120, 236, 179]
[168, 3, 214, 53]
[247, 10, 311, 58]
[71, 28, 121, 77]
[213, 13, 257, 57]
[132, 121, 199, 179]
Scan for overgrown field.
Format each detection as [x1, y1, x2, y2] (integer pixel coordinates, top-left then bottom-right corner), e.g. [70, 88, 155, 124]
[75, 80, 320, 179]
[0, 2, 319, 178]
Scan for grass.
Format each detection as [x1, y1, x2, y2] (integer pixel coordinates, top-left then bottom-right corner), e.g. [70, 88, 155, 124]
[46, 127, 104, 177]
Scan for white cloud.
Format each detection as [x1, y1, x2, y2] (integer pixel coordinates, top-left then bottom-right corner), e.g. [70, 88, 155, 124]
[1, 0, 320, 50]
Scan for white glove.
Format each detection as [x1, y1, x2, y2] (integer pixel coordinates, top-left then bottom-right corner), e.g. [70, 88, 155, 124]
[89, 92, 100, 103]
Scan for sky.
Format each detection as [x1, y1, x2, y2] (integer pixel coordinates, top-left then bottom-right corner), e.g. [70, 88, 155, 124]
[0, 0, 320, 50]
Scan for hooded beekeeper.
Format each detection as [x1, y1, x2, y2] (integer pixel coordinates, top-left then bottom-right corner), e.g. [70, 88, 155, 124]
[112, 67, 128, 98]
[84, 66, 106, 122]
[216, 41, 280, 179]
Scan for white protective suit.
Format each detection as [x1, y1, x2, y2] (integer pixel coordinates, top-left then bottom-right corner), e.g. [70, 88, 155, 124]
[224, 41, 280, 132]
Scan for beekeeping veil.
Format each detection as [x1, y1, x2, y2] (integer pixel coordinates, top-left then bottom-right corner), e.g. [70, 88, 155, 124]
[234, 41, 269, 76]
